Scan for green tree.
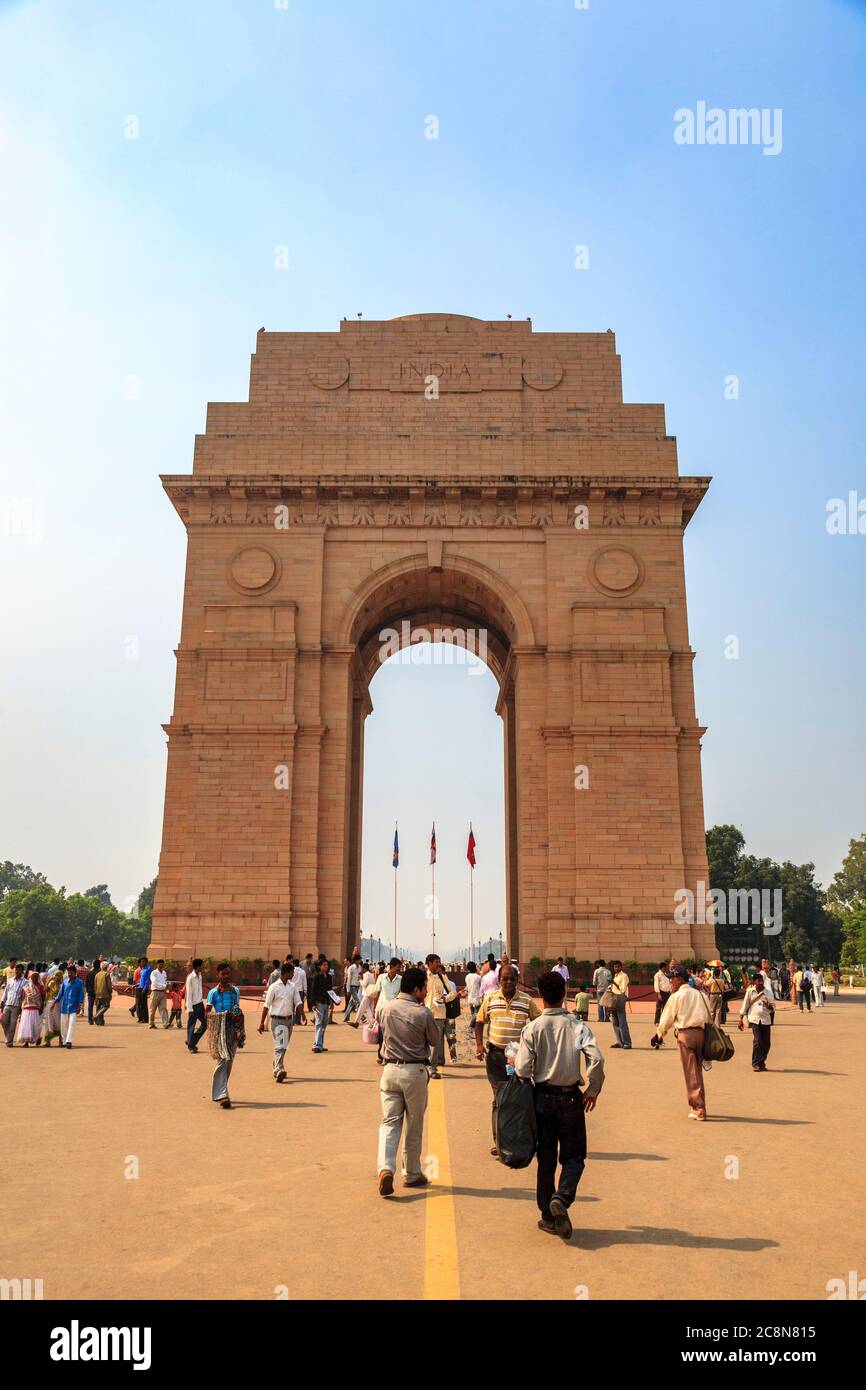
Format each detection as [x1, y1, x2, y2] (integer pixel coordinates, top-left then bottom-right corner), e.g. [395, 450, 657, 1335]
[83, 884, 113, 906]
[137, 876, 157, 932]
[0, 861, 49, 898]
[0, 883, 68, 958]
[705, 825, 745, 895]
[828, 834, 866, 911]
[839, 902, 866, 971]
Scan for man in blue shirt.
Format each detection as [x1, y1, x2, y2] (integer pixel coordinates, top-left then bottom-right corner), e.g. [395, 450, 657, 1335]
[58, 964, 85, 1048]
[205, 962, 244, 1108]
[132, 957, 151, 1023]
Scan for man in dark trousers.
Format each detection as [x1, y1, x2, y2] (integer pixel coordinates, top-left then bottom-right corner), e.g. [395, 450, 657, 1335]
[514, 969, 604, 1242]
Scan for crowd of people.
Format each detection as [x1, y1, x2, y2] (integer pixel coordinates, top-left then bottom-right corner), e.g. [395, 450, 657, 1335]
[0, 944, 846, 1240]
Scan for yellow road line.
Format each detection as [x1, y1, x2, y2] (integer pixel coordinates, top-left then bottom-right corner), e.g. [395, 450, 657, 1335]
[423, 1078, 461, 1301]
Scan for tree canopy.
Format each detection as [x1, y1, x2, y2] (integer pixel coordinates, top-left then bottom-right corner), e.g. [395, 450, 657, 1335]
[0, 864, 152, 961]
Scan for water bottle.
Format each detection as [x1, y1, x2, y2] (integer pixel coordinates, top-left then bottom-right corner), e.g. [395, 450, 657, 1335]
[505, 1041, 518, 1076]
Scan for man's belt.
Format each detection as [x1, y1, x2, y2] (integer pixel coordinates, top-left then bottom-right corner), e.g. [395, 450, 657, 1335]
[384, 1057, 427, 1066]
[535, 1081, 581, 1094]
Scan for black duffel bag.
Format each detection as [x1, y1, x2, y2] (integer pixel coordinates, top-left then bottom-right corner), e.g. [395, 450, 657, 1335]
[494, 1075, 537, 1168]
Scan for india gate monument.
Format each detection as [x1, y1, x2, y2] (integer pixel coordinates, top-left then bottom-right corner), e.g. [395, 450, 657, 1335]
[150, 314, 716, 967]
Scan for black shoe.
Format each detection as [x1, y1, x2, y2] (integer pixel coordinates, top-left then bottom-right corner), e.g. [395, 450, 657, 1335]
[276, 1071, 286, 1083]
[537, 1218, 557, 1235]
[549, 1197, 573, 1242]
[610, 1043, 621, 1048]
[219, 1099, 232, 1109]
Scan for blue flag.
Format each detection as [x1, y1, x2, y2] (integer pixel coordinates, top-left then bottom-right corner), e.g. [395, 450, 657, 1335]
[392, 826, 399, 868]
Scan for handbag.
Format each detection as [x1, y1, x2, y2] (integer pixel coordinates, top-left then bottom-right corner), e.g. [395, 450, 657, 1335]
[599, 986, 615, 1010]
[361, 1023, 380, 1044]
[700, 994, 734, 1062]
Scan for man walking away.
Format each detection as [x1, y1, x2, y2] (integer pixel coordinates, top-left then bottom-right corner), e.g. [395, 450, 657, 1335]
[287, 956, 307, 1024]
[655, 964, 709, 1119]
[592, 960, 611, 1023]
[794, 965, 811, 1012]
[343, 956, 363, 1023]
[464, 961, 483, 1032]
[85, 960, 99, 1025]
[1, 963, 26, 1046]
[205, 963, 243, 1108]
[515, 969, 604, 1241]
[185, 959, 207, 1053]
[475, 964, 540, 1154]
[258, 961, 301, 1082]
[739, 972, 775, 1071]
[653, 962, 671, 1026]
[609, 962, 632, 1049]
[58, 964, 85, 1049]
[425, 955, 458, 1078]
[93, 961, 113, 1025]
[376, 967, 439, 1197]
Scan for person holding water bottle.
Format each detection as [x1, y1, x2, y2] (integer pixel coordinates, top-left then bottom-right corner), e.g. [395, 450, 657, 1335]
[475, 964, 540, 1156]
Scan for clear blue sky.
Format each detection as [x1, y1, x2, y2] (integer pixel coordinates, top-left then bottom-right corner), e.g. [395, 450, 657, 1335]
[1, 0, 864, 954]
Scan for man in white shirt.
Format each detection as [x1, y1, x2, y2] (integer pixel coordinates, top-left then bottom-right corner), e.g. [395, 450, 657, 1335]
[652, 962, 672, 1026]
[464, 962, 484, 1030]
[286, 955, 306, 1024]
[553, 958, 570, 986]
[738, 971, 775, 1071]
[353, 963, 377, 1029]
[655, 964, 710, 1120]
[343, 957, 364, 1023]
[258, 961, 302, 1082]
[184, 958, 207, 1053]
[811, 966, 825, 1008]
[148, 959, 170, 1029]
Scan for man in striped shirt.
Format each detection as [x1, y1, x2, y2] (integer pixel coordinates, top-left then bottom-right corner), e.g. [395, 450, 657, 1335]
[475, 964, 540, 1155]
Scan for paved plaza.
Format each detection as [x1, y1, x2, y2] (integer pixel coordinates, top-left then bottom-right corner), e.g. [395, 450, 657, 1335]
[5, 993, 863, 1302]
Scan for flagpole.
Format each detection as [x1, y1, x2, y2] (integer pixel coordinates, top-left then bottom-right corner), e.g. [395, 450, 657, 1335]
[392, 866, 397, 960]
[470, 860, 474, 963]
[431, 820, 436, 957]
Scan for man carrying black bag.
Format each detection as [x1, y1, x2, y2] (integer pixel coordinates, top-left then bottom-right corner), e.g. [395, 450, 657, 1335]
[514, 969, 605, 1242]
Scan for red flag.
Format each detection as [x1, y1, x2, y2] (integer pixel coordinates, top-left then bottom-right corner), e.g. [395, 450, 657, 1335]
[429, 823, 437, 865]
[467, 826, 476, 868]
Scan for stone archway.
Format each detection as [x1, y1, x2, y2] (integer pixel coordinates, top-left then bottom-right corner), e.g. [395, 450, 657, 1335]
[150, 313, 717, 967]
[341, 553, 533, 959]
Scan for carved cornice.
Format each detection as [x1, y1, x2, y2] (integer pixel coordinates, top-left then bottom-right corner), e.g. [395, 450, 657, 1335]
[161, 473, 710, 531]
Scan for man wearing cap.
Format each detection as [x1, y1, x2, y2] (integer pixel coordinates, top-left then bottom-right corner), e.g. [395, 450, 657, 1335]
[655, 963, 710, 1120]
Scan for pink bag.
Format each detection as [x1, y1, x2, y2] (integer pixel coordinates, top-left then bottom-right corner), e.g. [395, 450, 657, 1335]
[361, 1023, 380, 1044]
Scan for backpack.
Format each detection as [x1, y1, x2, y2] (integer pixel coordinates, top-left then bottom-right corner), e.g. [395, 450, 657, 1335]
[700, 993, 734, 1062]
[494, 1075, 537, 1168]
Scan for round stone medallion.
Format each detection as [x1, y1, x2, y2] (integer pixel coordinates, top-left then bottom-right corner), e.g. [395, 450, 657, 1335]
[521, 357, 563, 391]
[590, 546, 643, 596]
[307, 357, 350, 390]
[229, 545, 280, 595]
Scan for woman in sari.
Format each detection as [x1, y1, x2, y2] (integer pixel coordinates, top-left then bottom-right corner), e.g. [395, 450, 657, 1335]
[18, 970, 45, 1046]
[41, 967, 63, 1045]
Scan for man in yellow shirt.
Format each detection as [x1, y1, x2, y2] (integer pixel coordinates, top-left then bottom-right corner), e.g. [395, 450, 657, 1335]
[475, 964, 540, 1154]
[609, 961, 632, 1049]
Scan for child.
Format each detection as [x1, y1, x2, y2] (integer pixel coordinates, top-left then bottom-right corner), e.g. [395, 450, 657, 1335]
[167, 982, 183, 1029]
[574, 983, 590, 1021]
